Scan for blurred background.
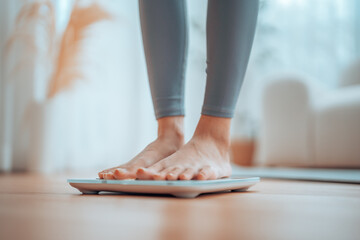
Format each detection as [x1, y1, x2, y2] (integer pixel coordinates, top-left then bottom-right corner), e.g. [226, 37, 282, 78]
[1, 0, 359, 173]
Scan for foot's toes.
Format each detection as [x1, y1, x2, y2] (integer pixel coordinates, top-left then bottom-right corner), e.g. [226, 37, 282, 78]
[137, 162, 166, 180]
[166, 167, 183, 180]
[103, 172, 115, 180]
[197, 166, 216, 180]
[152, 170, 167, 181]
[99, 167, 118, 179]
[99, 170, 110, 179]
[153, 167, 178, 180]
[136, 167, 156, 180]
[179, 168, 197, 180]
[153, 167, 174, 180]
[114, 168, 135, 180]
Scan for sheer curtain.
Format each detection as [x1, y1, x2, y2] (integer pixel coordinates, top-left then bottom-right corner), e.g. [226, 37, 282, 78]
[0, 0, 359, 173]
[0, 0, 158, 172]
[0, 0, 209, 173]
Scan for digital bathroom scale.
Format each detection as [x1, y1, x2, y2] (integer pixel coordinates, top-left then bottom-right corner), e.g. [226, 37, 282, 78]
[68, 177, 260, 198]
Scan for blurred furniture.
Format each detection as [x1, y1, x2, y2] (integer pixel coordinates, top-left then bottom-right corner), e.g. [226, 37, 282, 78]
[258, 61, 360, 167]
[230, 139, 256, 166]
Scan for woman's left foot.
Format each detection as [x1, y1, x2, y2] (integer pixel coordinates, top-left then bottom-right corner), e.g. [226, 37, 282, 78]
[136, 115, 232, 180]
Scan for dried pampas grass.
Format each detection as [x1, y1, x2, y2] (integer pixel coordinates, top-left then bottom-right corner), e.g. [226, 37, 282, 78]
[4, 0, 55, 78]
[47, 2, 111, 99]
[4, 0, 111, 99]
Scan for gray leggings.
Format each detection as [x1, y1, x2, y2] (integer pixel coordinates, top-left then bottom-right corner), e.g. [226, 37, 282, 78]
[139, 0, 259, 119]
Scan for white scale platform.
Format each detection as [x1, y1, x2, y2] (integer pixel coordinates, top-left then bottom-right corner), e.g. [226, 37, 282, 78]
[68, 177, 260, 198]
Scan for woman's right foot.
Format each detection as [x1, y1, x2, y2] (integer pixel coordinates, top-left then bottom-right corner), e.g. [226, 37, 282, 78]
[98, 116, 184, 179]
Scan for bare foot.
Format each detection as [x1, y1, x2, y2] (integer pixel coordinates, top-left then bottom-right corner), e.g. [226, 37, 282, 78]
[98, 116, 184, 179]
[136, 115, 232, 180]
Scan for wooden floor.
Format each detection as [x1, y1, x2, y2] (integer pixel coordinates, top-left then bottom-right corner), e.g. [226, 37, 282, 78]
[0, 173, 359, 240]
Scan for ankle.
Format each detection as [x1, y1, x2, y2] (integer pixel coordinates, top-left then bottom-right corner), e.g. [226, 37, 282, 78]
[157, 116, 184, 145]
[193, 115, 231, 149]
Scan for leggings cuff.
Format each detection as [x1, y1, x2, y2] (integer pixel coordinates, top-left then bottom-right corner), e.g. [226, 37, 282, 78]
[201, 106, 234, 118]
[155, 110, 185, 119]
[154, 97, 184, 119]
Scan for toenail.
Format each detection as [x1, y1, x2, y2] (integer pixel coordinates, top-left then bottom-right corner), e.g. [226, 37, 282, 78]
[137, 168, 145, 172]
[153, 174, 163, 179]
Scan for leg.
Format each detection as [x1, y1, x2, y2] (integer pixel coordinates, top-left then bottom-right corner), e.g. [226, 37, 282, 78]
[137, 0, 259, 180]
[202, 0, 258, 118]
[99, 0, 188, 179]
[140, 0, 188, 119]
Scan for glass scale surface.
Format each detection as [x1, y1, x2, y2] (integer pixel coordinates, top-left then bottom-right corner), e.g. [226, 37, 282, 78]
[68, 177, 260, 198]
